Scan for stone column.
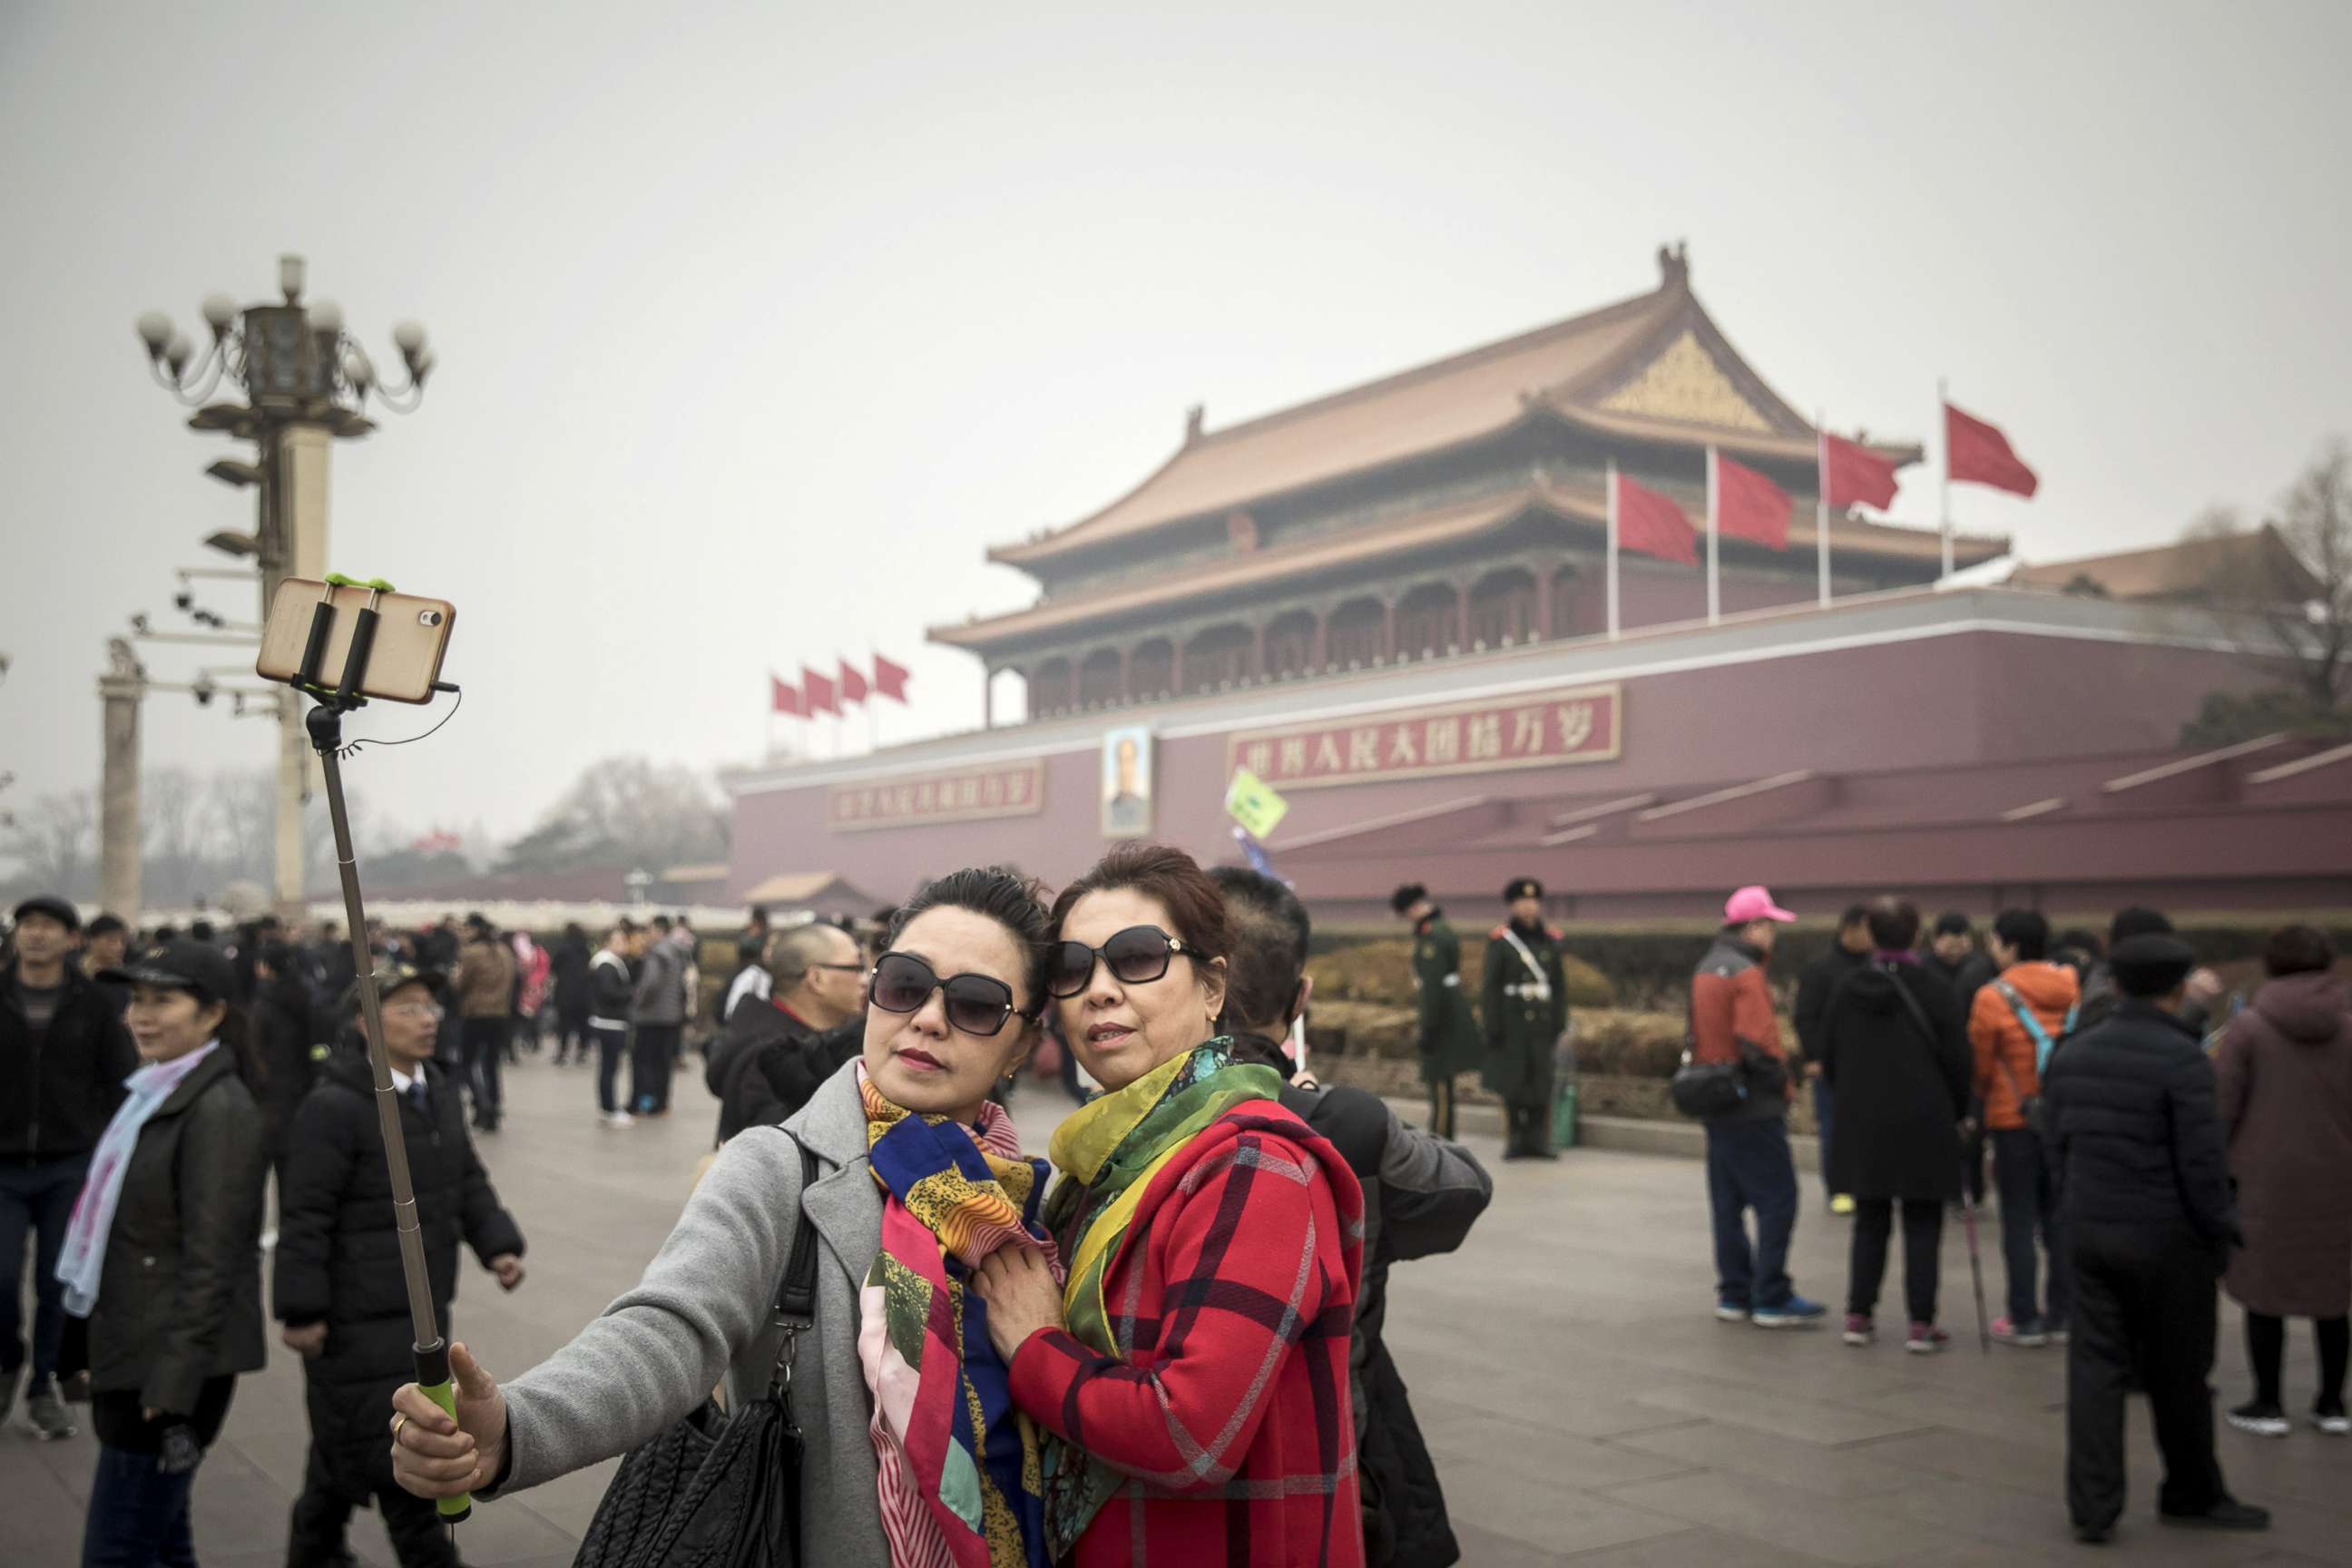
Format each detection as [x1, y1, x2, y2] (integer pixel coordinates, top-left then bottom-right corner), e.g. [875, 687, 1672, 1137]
[1170, 639, 1186, 696]
[98, 640, 145, 925]
[983, 666, 995, 729]
[1455, 581, 1474, 651]
[269, 424, 333, 916]
[1381, 598, 1397, 662]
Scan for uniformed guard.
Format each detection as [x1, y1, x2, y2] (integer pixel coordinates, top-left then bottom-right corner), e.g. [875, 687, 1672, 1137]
[1393, 882, 1483, 1139]
[1481, 877, 1569, 1160]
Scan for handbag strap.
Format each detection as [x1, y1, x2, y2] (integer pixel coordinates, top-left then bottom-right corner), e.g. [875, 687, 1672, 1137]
[769, 1140, 825, 1406]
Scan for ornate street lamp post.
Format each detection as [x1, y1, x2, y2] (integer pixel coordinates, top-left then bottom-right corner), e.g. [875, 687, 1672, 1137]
[133, 254, 434, 916]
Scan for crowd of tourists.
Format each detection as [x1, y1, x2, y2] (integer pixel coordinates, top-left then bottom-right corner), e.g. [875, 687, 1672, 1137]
[3, 860, 2346, 1562]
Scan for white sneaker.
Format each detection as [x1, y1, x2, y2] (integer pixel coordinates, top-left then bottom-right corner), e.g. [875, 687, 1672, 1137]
[604, 1111, 635, 1127]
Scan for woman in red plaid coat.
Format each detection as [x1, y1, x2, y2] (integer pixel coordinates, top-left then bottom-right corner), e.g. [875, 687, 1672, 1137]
[974, 844, 1367, 1566]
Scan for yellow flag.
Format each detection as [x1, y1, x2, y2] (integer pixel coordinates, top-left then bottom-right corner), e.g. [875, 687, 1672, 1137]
[1224, 767, 1289, 838]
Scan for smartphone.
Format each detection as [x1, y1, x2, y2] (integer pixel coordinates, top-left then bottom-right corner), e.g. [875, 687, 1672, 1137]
[256, 578, 456, 704]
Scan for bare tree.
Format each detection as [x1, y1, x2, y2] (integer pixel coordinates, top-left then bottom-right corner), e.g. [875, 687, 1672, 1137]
[498, 755, 729, 874]
[143, 767, 209, 906]
[2180, 441, 2352, 745]
[4, 790, 99, 897]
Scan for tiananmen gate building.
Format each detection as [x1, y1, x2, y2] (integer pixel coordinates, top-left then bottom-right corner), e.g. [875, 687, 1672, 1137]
[727, 249, 2352, 920]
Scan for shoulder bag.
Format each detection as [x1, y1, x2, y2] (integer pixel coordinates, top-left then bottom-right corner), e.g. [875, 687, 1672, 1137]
[1671, 997, 1749, 1119]
[571, 1140, 824, 1568]
[1989, 981, 2055, 1141]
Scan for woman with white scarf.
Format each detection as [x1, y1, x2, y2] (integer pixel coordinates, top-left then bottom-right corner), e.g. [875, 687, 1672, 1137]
[63, 937, 269, 1568]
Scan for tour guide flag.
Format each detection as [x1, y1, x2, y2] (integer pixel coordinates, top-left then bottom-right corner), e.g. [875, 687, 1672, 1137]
[1713, 453, 1792, 549]
[1821, 432, 1900, 511]
[1945, 401, 2039, 497]
[801, 664, 838, 716]
[838, 659, 869, 706]
[1612, 471, 1699, 564]
[770, 673, 803, 717]
[1224, 766, 1290, 838]
[873, 652, 911, 704]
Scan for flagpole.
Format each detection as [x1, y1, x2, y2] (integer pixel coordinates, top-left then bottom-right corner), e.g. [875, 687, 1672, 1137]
[1937, 376, 1954, 580]
[1815, 412, 1831, 609]
[867, 653, 878, 754]
[1605, 459, 1621, 640]
[1705, 446, 1721, 625]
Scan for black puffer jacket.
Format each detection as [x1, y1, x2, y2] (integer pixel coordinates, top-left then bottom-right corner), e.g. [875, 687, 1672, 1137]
[712, 1004, 859, 1143]
[1243, 1037, 1493, 1568]
[2042, 1000, 2239, 1247]
[1819, 961, 1971, 1201]
[85, 1047, 270, 1416]
[1, 963, 137, 1161]
[273, 1048, 524, 1494]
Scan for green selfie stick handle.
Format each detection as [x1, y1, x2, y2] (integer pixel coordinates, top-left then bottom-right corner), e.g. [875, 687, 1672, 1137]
[414, 1338, 473, 1523]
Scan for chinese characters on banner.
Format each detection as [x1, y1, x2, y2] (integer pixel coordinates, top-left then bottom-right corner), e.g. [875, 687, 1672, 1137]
[1226, 683, 1622, 790]
[827, 760, 1045, 831]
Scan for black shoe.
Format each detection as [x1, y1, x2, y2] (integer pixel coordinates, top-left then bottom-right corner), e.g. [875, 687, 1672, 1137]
[2073, 1523, 2113, 1544]
[2159, 1497, 2270, 1532]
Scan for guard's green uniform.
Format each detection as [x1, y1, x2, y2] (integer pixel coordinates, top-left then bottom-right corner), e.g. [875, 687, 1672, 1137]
[1411, 909, 1484, 1140]
[1482, 916, 1569, 1158]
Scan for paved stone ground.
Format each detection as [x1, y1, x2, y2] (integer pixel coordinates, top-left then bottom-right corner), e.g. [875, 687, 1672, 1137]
[4, 1054, 2341, 1566]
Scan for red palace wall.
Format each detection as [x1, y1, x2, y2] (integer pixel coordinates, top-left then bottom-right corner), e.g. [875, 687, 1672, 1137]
[729, 593, 2344, 919]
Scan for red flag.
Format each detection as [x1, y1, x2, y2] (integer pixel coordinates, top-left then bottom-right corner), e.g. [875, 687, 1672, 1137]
[838, 660, 869, 706]
[1945, 402, 2039, 497]
[801, 665, 838, 716]
[1613, 472, 1698, 564]
[1713, 453, 1791, 550]
[872, 653, 911, 704]
[1820, 433, 1900, 511]
[770, 674, 802, 717]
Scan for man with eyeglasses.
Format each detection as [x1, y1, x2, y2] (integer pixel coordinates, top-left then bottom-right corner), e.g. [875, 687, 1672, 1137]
[276, 963, 526, 1568]
[709, 920, 868, 1143]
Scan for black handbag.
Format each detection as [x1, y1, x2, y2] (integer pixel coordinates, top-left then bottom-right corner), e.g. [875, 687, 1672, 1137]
[572, 1142, 824, 1568]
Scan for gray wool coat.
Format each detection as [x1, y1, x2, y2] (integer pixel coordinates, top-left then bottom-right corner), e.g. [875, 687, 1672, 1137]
[482, 1060, 891, 1567]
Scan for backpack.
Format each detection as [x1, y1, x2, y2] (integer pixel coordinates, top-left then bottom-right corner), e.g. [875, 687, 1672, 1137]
[1990, 980, 2076, 1141]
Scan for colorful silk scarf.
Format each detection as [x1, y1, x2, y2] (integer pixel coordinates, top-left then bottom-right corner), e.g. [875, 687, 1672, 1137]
[858, 1064, 1055, 1568]
[1035, 1039, 1284, 1556]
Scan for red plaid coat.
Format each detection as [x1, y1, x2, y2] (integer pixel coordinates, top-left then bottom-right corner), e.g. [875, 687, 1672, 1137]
[1009, 1104, 1367, 1566]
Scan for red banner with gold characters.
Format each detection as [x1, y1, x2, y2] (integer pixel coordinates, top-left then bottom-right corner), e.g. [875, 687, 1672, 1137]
[1226, 682, 1622, 789]
[827, 760, 1045, 831]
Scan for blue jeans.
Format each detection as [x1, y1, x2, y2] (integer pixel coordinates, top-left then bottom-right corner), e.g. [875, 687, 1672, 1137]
[1810, 1077, 1840, 1198]
[1992, 1128, 2070, 1328]
[1706, 1116, 1800, 1309]
[0, 1154, 88, 1382]
[83, 1443, 198, 1567]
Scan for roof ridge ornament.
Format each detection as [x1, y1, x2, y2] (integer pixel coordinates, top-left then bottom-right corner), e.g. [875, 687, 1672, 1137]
[1184, 403, 1206, 445]
[1658, 240, 1690, 288]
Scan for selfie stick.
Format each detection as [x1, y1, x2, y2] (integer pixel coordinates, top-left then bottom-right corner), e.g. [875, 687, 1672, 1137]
[292, 573, 473, 1526]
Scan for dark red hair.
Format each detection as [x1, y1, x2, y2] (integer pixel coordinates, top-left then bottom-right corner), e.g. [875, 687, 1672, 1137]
[1049, 842, 1230, 973]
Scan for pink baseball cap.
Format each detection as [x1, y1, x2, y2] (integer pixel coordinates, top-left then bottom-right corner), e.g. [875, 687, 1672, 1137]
[1724, 885, 1797, 925]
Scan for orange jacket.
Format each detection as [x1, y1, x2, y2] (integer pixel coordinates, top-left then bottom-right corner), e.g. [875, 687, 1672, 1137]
[1968, 961, 2079, 1129]
[1690, 935, 1794, 1104]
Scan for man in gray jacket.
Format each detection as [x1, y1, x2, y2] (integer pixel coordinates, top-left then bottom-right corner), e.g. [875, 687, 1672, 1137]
[627, 916, 690, 1116]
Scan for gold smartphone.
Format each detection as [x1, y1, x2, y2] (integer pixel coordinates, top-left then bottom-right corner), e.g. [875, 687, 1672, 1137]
[255, 578, 457, 704]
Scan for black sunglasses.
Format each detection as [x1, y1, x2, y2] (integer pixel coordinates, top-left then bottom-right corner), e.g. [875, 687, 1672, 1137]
[1048, 925, 1194, 999]
[867, 951, 1027, 1037]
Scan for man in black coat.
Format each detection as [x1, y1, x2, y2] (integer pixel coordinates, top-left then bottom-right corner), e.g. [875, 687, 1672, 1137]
[1794, 904, 1872, 1213]
[1, 895, 136, 1440]
[1819, 899, 1972, 1350]
[250, 939, 323, 1182]
[2042, 935, 2268, 1544]
[274, 965, 526, 1567]
[1212, 867, 1494, 1568]
[707, 920, 867, 1143]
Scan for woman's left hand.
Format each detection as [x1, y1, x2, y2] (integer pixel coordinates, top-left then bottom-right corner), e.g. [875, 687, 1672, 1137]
[971, 1245, 1065, 1363]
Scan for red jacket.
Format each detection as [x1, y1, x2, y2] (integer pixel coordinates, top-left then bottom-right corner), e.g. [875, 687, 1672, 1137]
[1010, 1104, 1366, 1567]
[1690, 934, 1793, 1106]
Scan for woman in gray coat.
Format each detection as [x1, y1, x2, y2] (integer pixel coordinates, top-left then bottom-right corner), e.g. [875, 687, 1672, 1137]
[388, 867, 1063, 1566]
[2215, 925, 2352, 1437]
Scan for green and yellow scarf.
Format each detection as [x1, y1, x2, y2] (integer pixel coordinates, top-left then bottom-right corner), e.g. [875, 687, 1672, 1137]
[1037, 1039, 1283, 1551]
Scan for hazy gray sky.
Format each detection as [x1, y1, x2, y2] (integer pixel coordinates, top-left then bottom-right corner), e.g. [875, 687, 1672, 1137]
[4, 0, 2347, 854]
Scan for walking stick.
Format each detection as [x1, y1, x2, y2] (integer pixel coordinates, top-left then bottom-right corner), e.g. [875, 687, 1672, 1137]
[281, 576, 472, 1531]
[1961, 1198, 1993, 1356]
